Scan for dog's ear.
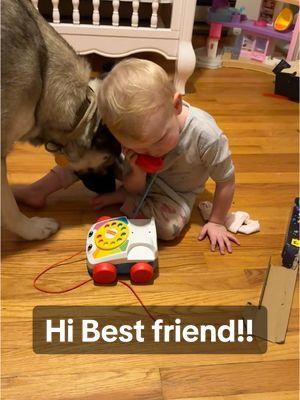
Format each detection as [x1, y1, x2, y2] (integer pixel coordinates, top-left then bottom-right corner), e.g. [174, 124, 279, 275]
[75, 116, 98, 149]
[73, 78, 102, 148]
[72, 79, 102, 149]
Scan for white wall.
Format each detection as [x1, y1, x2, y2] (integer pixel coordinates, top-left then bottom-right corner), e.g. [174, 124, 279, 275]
[235, 0, 262, 20]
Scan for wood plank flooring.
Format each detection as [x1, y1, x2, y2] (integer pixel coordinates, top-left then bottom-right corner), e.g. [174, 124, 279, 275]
[2, 67, 299, 400]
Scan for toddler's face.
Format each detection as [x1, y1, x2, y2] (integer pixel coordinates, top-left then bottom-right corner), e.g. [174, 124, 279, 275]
[119, 105, 182, 158]
[131, 113, 180, 157]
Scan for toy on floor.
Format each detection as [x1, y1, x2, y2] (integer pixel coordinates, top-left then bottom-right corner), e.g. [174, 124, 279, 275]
[86, 215, 158, 284]
[34, 208, 160, 294]
[33, 152, 163, 321]
[33, 215, 158, 319]
[84, 155, 162, 283]
[33, 216, 158, 310]
[282, 197, 299, 268]
[272, 59, 299, 102]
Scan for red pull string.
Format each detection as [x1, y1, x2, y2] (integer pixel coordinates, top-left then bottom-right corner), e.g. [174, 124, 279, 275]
[118, 280, 156, 321]
[33, 251, 156, 321]
[33, 250, 92, 294]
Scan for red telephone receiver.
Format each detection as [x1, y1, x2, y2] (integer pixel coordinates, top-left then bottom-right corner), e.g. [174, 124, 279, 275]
[135, 154, 163, 173]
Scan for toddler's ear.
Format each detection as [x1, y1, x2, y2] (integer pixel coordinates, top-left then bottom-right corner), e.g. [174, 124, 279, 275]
[173, 92, 182, 115]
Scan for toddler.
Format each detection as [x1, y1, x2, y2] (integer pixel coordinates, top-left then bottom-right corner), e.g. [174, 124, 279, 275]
[93, 58, 240, 254]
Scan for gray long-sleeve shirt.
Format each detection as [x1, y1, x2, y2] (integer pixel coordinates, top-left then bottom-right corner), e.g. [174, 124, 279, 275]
[154, 102, 234, 195]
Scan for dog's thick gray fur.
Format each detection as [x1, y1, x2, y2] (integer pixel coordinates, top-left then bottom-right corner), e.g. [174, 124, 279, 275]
[1, 0, 109, 240]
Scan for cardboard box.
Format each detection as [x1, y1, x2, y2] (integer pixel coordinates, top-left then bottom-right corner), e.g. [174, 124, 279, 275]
[247, 258, 298, 343]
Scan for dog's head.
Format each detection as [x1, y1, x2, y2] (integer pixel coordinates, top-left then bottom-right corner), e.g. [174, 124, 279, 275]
[44, 78, 121, 174]
[64, 121, 121, 174]
[47, 120, 121, 175]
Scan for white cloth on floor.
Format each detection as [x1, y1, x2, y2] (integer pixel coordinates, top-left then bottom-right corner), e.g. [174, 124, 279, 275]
[198, 201, 260, 234]
[238, 220, 260, 234]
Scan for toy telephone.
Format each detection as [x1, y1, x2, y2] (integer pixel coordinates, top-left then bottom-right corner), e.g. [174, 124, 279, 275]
[86, 216, 158, 284]
[135, 154, 163, 173]
[33, 214, 158, 323]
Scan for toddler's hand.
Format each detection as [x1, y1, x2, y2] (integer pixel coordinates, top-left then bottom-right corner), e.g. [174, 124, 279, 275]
[198, 221, 240, 255]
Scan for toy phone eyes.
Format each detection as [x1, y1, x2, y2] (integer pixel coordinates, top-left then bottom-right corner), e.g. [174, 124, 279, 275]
[135, 154, 164, 173]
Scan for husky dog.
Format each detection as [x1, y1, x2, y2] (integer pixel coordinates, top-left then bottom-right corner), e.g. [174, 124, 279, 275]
[1, 0, 119, 240]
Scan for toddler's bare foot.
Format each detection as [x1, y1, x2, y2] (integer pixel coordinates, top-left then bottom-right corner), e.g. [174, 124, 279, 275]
[12, 184, 47, 209]
[91, 188, 126, 210]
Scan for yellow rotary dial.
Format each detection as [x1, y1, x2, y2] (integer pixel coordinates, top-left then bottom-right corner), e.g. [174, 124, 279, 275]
[95, 220, 129, 250]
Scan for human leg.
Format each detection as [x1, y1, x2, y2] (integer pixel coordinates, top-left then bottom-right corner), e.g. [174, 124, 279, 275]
[12, 166, 75, 208]
[91, 186, 127, 210]
[120, 185, 194, 241]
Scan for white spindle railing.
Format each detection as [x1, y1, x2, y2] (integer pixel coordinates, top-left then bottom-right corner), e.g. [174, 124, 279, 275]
[151, 0, 159, 28]
[72, 0, 80, 24]
[52, 0, 60, 23]
[44, 0, 169, 28]
[32, 0, 39, 10]
[131, 0, 139, 27]
[112, 0, 120, 26]
[92, 0, 100, 25]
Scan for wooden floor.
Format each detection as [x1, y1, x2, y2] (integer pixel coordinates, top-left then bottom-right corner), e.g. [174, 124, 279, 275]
[2, 67, 299, 400]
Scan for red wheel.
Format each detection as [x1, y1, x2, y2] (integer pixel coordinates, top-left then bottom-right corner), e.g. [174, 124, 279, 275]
[97, 216, 111, 223]
[130, 262, 153, 283]
[92, 263, 117, 284]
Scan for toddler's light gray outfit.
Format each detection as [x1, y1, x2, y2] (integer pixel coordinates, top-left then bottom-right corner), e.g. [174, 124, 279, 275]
[120, 102, 234, 240]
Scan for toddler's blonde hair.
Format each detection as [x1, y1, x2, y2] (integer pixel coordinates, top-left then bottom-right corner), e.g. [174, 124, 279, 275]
[98, 58, 175, 139]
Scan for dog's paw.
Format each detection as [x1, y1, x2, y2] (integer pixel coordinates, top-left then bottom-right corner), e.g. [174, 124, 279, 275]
[17, 217, 60, 240]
